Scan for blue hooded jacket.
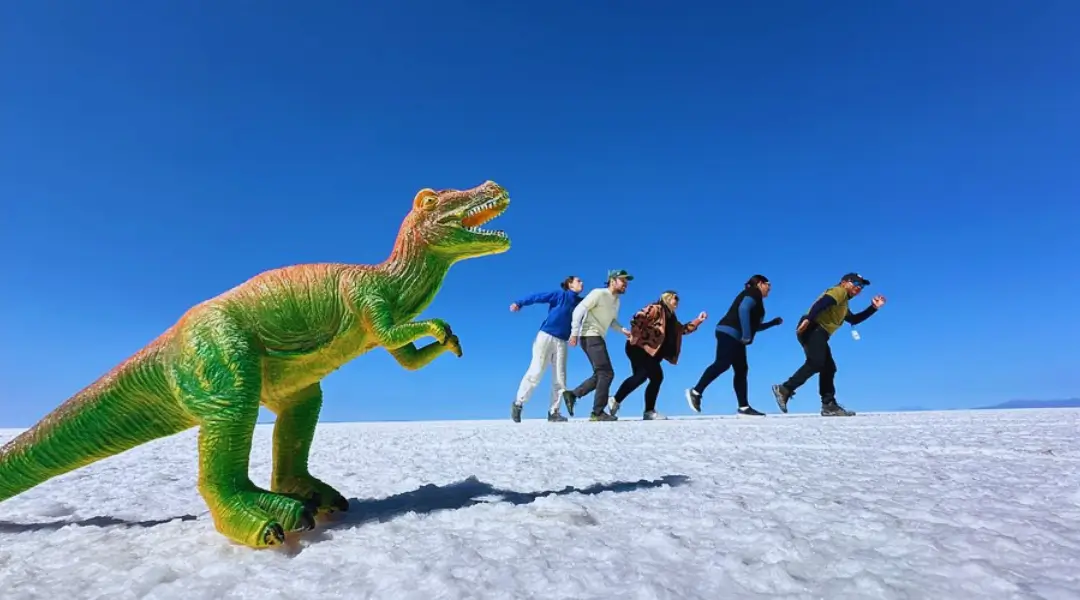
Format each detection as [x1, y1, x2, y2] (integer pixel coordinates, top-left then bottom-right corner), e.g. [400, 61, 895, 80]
[514, 289, 583, 341]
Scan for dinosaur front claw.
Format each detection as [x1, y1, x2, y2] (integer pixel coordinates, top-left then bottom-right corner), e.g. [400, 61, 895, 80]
[443, 333, 462, 357]
[427, 318, 453, 344]
[262, 522, 286, 546]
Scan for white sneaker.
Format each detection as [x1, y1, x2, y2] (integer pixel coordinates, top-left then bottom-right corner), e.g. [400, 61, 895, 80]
[643, 411, 667, 420]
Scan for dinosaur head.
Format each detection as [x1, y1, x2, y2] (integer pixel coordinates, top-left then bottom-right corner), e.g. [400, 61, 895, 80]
[408, 180, 511, 260]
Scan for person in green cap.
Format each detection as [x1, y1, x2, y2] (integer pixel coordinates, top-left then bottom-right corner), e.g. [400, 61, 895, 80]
[563, 269, 633, 421]
[771, 272, 887, 416]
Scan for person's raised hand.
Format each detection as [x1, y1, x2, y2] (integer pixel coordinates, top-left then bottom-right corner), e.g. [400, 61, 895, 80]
[872, 295, 886, 309]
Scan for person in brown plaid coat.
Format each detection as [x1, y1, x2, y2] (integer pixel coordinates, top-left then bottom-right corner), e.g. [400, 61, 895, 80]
[607, 290, 707, 420]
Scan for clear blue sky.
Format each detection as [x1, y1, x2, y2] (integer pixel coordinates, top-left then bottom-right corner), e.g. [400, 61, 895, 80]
[1, 1, 1077, 426]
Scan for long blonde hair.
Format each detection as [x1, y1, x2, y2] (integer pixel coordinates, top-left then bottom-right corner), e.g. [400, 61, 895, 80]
[659, 290, 678, 312]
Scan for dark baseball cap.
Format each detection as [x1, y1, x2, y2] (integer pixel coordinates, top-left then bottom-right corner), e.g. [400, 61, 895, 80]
[840, 272, 871, 286]
[607, 269, 634, 282]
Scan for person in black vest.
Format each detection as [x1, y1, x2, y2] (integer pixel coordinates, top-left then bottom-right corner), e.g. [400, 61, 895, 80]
[684, 274, 782, 416]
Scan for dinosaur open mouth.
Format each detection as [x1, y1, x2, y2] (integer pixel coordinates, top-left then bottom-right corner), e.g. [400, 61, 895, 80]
[460, 195, 509, 238]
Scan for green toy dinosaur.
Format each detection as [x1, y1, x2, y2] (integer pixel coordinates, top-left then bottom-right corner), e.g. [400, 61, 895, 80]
[0, 181, 511, 548]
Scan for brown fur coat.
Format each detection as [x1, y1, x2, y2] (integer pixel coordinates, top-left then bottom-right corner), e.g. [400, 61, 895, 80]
[627, 302, 704, 364]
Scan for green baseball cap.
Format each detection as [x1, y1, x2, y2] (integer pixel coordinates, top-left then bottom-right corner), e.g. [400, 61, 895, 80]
[607, 269, 634, 282]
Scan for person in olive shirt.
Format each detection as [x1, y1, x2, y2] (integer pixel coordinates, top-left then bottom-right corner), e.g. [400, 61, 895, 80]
[771, 273, 886, 416]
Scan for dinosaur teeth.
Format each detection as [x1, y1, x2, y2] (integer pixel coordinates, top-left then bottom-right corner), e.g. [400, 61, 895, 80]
[464, 225, 506, 237]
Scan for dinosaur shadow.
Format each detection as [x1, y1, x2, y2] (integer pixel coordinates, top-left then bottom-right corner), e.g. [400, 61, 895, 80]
[0, 474, 690, 538]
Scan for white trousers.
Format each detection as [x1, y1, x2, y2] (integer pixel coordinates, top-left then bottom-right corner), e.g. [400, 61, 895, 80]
[515, 331, 568, 413]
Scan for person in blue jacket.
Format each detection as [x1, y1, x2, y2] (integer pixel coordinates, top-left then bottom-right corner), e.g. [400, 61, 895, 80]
[508, 275, 585, 422]
[685, 274, 783, 416]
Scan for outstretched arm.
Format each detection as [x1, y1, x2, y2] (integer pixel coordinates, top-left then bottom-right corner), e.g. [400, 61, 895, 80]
[681, 311, 707, 334]
[845, 305, 877, 325]
[512, 291, 558, 309]
[757, 317, 782, 332]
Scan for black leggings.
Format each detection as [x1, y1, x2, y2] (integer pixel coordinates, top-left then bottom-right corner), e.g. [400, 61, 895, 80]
[612, 343, 664, 412]
[692, 331, 749, 407]
[782, 324, 837, 400]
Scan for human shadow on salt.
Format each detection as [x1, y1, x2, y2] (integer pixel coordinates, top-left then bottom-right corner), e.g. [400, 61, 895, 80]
[0, 513, 197, 534]
[274, 474, 689, 555]
[0, 474, 688, 538]
[331, 473, 690, 528]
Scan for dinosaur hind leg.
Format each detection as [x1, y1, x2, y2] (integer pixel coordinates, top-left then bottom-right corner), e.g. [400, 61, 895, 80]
[171, 313, 315, 548]
[264, 383, 349, 517]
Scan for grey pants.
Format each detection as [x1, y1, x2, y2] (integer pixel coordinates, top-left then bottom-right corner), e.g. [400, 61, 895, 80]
[571, 336, 615, 415]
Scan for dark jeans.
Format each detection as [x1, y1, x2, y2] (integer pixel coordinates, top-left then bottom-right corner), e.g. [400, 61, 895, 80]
[613, 342, 665, 412]
[692, 331, 749, 407]
[782, 323, 837, 400]
[571, 336, 615, 414]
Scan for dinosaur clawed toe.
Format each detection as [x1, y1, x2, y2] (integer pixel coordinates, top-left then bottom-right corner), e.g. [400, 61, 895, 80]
[262, 522, 287, 546]
[273, 475, 349, 518]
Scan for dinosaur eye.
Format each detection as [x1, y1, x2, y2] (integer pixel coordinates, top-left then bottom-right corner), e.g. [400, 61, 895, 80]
[422, 194, 437, 210]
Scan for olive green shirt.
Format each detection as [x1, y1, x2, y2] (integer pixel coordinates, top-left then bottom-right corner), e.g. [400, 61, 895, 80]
[807, 286, 851, 335]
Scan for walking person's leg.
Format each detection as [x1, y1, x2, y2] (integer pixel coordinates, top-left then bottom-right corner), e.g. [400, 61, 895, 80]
[578, 337, 616, 420]
[686, 331, 738, 412]
[641, 357, 666, 419]
[817, 341, 854, 415]
[512, 332, 554, 422]
[730, 343, 763, 416]
[611, 343, 652, 417]
[564, 339, 600, 411]
[546, 338, 569, 420]
[772, 326, 829, 413]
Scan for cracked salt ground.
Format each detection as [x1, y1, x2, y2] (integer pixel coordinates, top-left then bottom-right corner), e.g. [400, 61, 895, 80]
[1, 408, 1079, 599]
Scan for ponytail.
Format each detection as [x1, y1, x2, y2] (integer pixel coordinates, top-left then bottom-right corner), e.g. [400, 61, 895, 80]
[745, 274, 769, 289]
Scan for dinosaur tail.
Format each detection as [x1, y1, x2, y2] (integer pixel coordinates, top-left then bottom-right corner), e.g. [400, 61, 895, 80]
[0, 347, 197, 501]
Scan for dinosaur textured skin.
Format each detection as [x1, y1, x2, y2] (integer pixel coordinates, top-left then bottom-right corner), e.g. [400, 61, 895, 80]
[0, 181, 511, 548]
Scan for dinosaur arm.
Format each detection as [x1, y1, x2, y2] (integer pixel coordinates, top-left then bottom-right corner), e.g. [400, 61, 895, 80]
[362, 297, 453, 350]
[387, 340, 455, 370]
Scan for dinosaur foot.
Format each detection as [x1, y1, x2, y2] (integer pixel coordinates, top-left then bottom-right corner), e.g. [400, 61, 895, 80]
[208, 487, 318, 548]
[273, 475, 350, 519]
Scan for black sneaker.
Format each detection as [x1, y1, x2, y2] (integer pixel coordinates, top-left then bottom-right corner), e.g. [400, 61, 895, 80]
[771, 384, 793, 413]
[547, 411, 568, 422]
[821, 400, 855, 416]
[511, 402, 523, 422]
[561, 390, 577, 416]
[685, 388, 702, 413]
[589, 411, 617, 421]
[737, 405, 765, 417]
